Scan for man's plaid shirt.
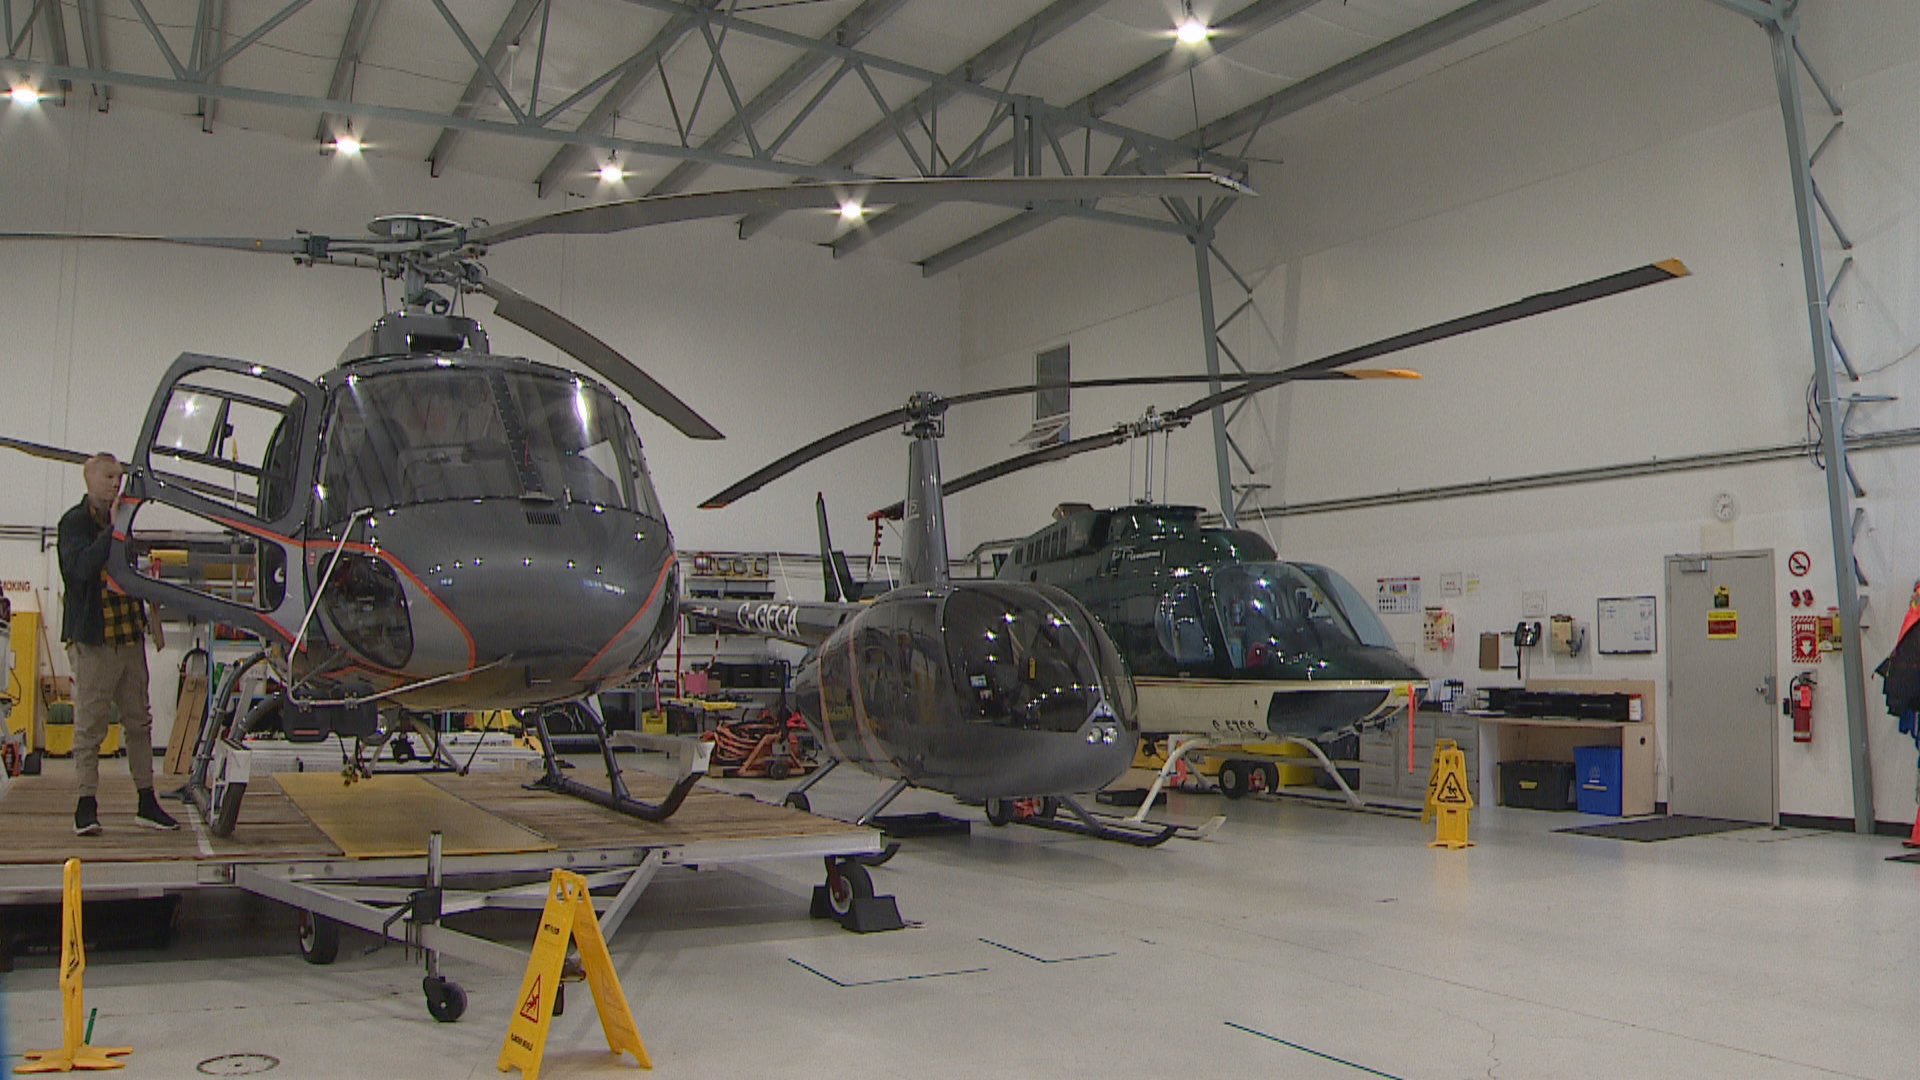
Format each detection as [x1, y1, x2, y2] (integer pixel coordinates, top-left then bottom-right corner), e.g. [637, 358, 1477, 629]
[100, 578, 146, 646]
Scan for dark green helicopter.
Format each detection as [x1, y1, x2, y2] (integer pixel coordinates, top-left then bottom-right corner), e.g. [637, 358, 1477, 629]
[994, 501, 1419, 745]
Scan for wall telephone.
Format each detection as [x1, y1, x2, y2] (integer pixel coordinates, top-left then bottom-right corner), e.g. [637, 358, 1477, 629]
[1513, 620, 1542, 648]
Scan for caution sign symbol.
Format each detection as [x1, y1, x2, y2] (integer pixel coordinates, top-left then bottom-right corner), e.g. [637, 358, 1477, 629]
[1434, 771, 1471, 806]
[518, 976, 543, 1024]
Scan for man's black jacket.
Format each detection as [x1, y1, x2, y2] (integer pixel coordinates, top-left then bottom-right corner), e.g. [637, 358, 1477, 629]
[56, 498, 114, 646]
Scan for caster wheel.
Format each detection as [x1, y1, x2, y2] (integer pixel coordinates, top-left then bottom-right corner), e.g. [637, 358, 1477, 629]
[984, 798, 1012, 826]
[1257, 762, 1280, 794]
[766, 759, 791, 780]
[296, 910, 340, 966]
[825, 860, 874, 919]
[423, 975, 467, 1023]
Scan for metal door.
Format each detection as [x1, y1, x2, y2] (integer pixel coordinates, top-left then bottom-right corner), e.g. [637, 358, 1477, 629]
[1665, 551, 1777, 823]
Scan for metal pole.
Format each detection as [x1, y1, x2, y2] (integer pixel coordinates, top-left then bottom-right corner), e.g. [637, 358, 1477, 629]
[1765, 15, 1874, 833]
[1193, 232, 1236, 527]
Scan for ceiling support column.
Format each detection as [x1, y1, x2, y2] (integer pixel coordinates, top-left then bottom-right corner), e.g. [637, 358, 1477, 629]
[1193, 230, 1236, 528]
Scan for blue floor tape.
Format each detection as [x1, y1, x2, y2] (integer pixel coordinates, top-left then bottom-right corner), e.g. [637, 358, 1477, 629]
[978, 939, 1116, 964]
[1225, 1021, 1409, 1079]
[788, 958, 988, 988]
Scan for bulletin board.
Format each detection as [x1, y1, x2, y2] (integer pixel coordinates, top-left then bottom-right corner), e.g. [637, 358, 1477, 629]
[1597, 596, 1657, 654]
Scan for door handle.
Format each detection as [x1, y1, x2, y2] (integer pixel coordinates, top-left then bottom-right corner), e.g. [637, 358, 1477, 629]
[1756, 674, 1777, 706]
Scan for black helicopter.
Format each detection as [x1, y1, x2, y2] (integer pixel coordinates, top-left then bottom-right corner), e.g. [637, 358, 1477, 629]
[0, 173, 1249, 836]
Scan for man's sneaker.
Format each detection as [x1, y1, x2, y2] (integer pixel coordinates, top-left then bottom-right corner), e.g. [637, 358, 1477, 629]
[134, 789, 179, 831]
[74, 796, 102, 836]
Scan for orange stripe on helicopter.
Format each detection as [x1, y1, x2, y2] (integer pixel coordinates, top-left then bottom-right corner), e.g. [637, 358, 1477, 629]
[570, 556, 675, 682]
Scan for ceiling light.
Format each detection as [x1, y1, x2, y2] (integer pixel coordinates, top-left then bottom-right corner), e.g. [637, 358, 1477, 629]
[1176, 18, 1210, 44]
[334, 132, 362, 157]
[9, 85, 40, 105]
[839, 201, 864, 222]
[599, 156, 624, 183]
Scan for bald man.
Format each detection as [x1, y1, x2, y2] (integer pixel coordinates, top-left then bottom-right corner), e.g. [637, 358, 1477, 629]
[57, 453, 176, 835]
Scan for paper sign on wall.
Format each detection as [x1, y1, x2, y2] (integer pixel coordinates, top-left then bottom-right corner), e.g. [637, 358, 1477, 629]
[1377, 577, 1420, 615]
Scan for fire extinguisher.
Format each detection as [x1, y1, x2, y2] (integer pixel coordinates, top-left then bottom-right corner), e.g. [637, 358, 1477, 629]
[1785, 672, 1816, 743]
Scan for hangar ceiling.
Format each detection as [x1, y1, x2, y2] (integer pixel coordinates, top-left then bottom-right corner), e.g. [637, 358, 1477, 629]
[1, 0, 1600, 268]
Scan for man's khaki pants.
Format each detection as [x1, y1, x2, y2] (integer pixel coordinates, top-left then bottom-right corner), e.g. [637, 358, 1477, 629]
[66, 641, 156, 799]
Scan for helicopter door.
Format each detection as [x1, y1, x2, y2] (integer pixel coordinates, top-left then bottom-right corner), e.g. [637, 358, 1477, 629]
[117, 354, 325, 647]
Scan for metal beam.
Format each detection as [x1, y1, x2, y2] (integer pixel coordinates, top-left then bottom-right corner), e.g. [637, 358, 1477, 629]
[190, 0, 225, 133]
[1195, 234, 1237, 527]
[426, 0, 541, 177]
[75, 0, 107, 110]
[735, 0, 1108, 239]
[1188, 0, 1556, 153]
[1760, 12, 1875, 834]
[532, 5, 711, 197]
[0, 57, 873, 182]
[838, 0, 1311, 264]
[314, 0, 382, 143]
[36, 0, 68, 96]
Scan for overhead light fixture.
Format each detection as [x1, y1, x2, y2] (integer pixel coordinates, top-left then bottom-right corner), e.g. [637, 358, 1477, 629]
[1175, 17, 1210, 44]
[839, 200, 864, 222]
[9, 84, 41, 105]
[333, 131, 362, 157]
[599, 154, 624, 183]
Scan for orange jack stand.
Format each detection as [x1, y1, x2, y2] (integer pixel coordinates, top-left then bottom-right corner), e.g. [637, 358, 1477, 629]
[16, 859, 132, 1073]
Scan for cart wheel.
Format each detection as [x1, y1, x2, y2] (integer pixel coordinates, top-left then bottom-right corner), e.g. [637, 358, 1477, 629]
[211, 781, 247, 837]
[825, 860, 874, 918]
[984, 798, 1013, 826]
[782, 791, 811, 812]
[423, 975, 467, 1023]
[1257, 762, 1280, 794]
[296, 910, 340, 966]
[1217, 761, 1248, 800]
[1035, 797, 1059, 821]
[766, 758, 791, 781]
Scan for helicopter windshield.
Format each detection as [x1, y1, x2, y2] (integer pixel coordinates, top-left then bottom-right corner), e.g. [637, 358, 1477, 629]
[942, 586, 1120, 732]
[317, 367, 663, 523]
[1210, 562, 1395, 670]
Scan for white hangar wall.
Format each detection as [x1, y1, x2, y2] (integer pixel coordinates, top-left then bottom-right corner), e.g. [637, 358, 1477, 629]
[0, 100, 965, 739]
[946, 0, 1920, 826]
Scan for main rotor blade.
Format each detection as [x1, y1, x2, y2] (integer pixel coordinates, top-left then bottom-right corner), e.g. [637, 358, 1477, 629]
[0, 436, 90, 465]
[700, 369, 1413, 509]
[0, 231, 309, 255]
[476, 277, 724, 441]
[1168, 260, 1689, 424]
[471, 174, 1251, 246]
[877, 260, 1688, 513]
[871, 428, 1132, 521]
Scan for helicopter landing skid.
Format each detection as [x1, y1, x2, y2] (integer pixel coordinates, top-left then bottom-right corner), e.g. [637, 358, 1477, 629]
[525, 702, 711, 823]
[1004, 794, 1213, 847]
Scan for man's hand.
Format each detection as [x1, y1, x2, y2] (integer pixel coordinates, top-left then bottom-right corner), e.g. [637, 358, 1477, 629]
[149, 605, 166, 651]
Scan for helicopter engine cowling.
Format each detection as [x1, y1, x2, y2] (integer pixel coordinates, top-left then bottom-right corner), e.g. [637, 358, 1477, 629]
[791, 582, 1137, 801]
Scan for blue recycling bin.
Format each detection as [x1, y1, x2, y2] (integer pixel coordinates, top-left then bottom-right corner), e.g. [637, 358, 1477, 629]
[1574, 745, 1623, 816]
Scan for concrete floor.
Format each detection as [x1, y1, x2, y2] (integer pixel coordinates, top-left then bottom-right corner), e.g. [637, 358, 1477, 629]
[4, 763, 1919, 1080]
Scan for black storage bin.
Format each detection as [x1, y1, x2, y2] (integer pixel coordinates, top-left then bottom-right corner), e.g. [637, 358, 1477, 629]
[1499, 760, 1576, 810]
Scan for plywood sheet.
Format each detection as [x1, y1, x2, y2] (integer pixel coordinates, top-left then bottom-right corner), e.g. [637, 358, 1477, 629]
[273, 772, 556, 858]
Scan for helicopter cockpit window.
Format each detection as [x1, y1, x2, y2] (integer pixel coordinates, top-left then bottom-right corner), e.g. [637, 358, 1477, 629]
[1209, 563, 1376, 669]
[500, 374, 639, 511]
[1154, 582, 1214, 665]
[941, 587, 1101, 733]
[1296, 562, 1397, 649]
[147, 369, 304, 523]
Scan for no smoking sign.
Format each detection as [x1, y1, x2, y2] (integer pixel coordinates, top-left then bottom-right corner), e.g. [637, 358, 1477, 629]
[1788, 551, 1812, 577]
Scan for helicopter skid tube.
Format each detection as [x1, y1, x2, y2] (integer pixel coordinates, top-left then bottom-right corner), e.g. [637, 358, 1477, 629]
[1009, 795, 1214, 847]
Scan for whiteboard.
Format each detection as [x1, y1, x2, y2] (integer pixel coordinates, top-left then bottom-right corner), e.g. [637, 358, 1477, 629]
[1597, 596, 1657, 654]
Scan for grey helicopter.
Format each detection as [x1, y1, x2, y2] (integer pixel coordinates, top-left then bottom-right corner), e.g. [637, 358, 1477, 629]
[691, 258, 1691, 839]
[0, 173, 1250, 839]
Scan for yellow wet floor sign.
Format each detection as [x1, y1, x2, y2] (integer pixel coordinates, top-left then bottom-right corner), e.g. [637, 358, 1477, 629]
[16, 859, 132, 1073]
[1424, 739, 1475, 849]
[499, 869, 650, 1080]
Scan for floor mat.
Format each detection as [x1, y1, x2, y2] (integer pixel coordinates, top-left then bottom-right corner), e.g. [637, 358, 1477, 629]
[1556, 815, 1763, 842]
[273, 772, 556, 858]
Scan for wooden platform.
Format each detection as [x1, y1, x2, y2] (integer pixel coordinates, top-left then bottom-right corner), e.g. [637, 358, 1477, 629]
[0, 765, 875, 873]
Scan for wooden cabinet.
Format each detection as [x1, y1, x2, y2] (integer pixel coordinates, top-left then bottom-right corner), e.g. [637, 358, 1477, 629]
[1476, 679, 1656, 817]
